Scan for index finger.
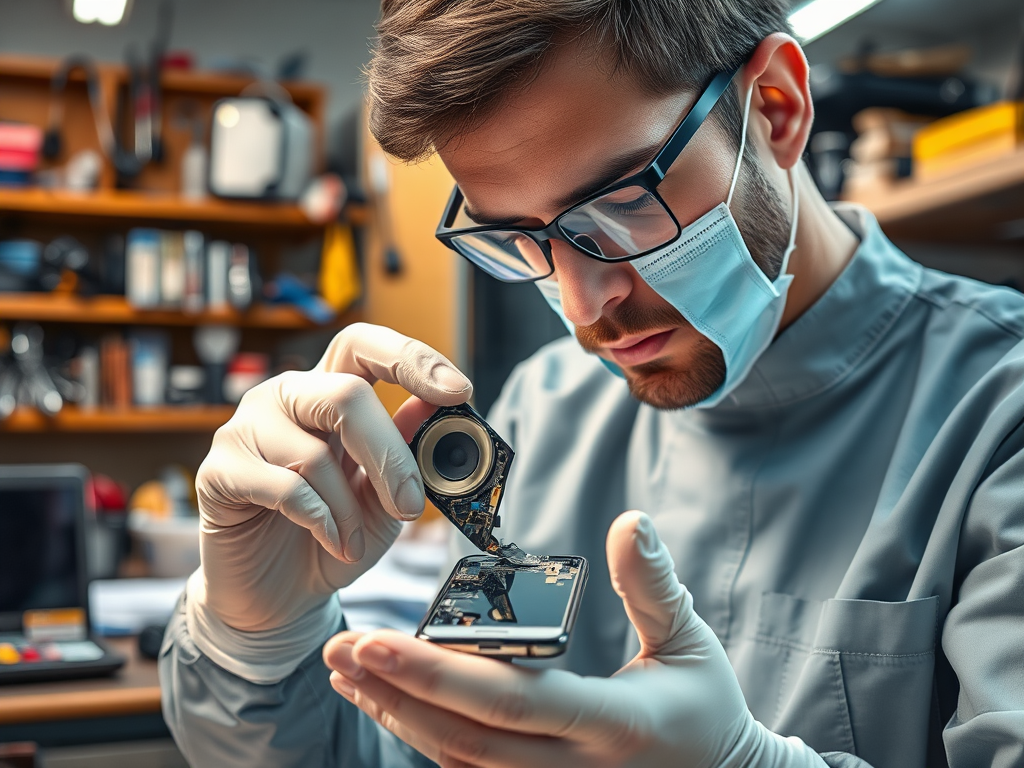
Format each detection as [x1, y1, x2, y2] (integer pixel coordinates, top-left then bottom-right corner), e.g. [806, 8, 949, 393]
[316, 323, 472, 405]
[345, 630, 625, 739]
[273, 372, 423, 521]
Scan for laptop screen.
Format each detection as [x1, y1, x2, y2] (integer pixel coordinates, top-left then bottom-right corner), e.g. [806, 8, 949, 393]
[0, 466, 89, 638]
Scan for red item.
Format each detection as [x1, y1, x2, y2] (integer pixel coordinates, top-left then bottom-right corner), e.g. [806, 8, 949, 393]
[228, 352, 270, 376]
[0, 149, 38, 171]
[0, 123, 42, 172]
[19, 647, 41, 663]
[161, 52, 194, 70]
[87, 473, 129, 513]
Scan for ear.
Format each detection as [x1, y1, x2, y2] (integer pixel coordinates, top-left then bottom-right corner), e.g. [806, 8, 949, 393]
[741, 33, 812, 171]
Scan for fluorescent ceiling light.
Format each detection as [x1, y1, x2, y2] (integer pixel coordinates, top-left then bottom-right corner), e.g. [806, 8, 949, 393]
[73, 0, 129, 25]
[788, 0, 885, 43]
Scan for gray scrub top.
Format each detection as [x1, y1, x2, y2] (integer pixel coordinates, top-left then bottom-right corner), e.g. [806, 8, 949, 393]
[161, 205, 1024, 768]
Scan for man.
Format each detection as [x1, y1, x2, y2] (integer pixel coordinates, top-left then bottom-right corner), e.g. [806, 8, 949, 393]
[160, 1, 1024, 766]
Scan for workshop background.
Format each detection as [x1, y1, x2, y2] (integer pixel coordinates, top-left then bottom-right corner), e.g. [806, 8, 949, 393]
[0, 0, 1021, 765]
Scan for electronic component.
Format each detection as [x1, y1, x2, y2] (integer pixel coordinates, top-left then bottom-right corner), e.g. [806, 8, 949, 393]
[418, 554, 589, 658]
[409, 403, 524, 556]
[430, 558, 584, 626]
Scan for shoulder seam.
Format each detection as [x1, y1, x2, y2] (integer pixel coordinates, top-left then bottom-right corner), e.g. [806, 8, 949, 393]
[911, 290, 1024, 341]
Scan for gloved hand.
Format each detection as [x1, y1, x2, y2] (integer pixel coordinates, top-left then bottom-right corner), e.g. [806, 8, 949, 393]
[323, 511, 828, 768]
[188, 323, 472, 682]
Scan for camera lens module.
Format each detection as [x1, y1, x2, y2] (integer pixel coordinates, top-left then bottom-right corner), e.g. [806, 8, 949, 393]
[409, 403, 513, 553]
[416, 413, 494, 496]
[433, 432, 480, 482]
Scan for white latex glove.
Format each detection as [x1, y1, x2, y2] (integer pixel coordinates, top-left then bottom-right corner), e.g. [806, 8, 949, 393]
[188, 323, 472, 683]
[323, 511, 827, 768]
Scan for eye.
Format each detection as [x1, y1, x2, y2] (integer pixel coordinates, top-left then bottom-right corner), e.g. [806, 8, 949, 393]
[600, 191, 658, 216]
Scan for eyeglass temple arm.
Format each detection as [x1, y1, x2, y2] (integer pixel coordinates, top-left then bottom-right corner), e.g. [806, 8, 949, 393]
[650, 67, 741, 181]
[437, 185, 463, 236]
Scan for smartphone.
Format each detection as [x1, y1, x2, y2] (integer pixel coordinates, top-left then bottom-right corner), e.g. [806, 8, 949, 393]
[417, 555, 589, 658]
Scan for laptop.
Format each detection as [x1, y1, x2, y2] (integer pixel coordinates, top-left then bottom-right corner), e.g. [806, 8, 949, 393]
[0, 464, 125, 684]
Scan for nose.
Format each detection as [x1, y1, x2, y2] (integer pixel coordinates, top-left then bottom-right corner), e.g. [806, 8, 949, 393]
[550, 240, 634, 327]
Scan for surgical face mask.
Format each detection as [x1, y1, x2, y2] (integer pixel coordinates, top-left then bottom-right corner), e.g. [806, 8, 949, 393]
[537, 84, 800, 409]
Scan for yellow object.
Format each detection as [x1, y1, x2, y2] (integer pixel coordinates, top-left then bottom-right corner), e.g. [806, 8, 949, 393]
[913, 102, 1023, 181]
[913, 102, 1023, 161]
[129, 480, 173, 518]
[915, 134, 1021, 181]
[0, 643, 20, 665]
[319, 223, 362, 314]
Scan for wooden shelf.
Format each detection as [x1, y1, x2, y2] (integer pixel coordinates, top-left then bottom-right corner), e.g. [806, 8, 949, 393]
[843, 146, 1024, 242]
[0, 293, 362, 329]
[0, 188, 369, 230]
[0, 405, 236, 432]
[0, 54, 323, 102]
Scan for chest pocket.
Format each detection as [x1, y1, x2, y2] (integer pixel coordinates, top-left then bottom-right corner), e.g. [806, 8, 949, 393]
[753, 592, 939, 768]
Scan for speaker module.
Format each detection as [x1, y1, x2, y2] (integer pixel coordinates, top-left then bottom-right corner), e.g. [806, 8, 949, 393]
[409, 403, 537, 564]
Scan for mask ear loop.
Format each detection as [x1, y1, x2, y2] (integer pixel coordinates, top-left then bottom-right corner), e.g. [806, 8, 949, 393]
[779, 165, 800, 277]
[725, 79, 801, 280]
[725, 82, 755, 208]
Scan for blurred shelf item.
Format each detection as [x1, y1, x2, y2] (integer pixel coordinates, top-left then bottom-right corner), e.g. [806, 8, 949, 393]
[0, 188, 369, 230]
[0, 293, 362, 329]
[342, 203, 370, 227]
[0, 405, 236, 432]
[843, 145, 1024, 242]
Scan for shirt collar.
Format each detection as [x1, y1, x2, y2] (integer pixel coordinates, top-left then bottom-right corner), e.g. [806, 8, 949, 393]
[714, 203, 922, 411]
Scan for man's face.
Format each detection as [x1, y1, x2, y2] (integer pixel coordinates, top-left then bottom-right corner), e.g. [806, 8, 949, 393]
[438, 44, 790, 409]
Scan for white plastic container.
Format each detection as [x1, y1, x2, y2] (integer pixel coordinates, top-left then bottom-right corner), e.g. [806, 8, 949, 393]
[128, 515, 201, 578]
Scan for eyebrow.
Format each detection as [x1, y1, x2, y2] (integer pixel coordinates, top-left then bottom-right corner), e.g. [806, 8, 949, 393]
[552, 142, 664, 209]
[461, 140, 665, 227]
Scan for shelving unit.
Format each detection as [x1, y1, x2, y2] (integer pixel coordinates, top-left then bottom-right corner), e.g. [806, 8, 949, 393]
[0, 55, 367, 486]
[0, 406, 236, 433]
[844, 146, 1024, 243]
[0, 293, 362, 329]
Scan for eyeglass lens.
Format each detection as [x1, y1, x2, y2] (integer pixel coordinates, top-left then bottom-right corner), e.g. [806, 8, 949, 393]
[557, 186, 678, 260]
[451, 185, 678, 282]
[451, 230, 552, 281]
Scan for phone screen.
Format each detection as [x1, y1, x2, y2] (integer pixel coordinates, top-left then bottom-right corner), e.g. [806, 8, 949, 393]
[427, 556, 583, 628]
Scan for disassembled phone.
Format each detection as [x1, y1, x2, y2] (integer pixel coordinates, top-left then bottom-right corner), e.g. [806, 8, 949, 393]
[417, 554, 589, 657]
[409, 404, 589, 657]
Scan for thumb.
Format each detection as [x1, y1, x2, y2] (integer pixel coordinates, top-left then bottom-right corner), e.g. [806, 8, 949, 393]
[607, 510, 702, 656]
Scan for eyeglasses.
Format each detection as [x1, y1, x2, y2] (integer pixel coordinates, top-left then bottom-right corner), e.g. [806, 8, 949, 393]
[434, 66, 739, 284]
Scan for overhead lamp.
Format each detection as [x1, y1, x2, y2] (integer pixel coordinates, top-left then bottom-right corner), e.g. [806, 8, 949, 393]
[788, 0, 885, 43]
[71, 0, 131, 26]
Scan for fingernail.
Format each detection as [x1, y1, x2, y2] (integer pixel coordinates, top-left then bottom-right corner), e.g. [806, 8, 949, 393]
[357, 643, 397, 674]
[345, 526, 365, 561]
[330, 643, 364, 680]
[395, 477, 424, 519]
[430, 363, 471, 393]
[635, 514, 660, 558]
[332, 672, 356, 697]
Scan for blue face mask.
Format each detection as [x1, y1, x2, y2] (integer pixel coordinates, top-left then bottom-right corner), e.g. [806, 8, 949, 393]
[536, 84, 800, 409]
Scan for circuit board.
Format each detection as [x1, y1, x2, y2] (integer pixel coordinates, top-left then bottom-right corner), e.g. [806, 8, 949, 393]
[430, 557, 582, 626]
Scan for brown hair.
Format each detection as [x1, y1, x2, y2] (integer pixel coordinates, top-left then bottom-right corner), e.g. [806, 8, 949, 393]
[367, 0, 792, 162]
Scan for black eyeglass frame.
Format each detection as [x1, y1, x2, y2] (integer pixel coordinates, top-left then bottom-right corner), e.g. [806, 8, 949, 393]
[434, 65, 741, 283]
